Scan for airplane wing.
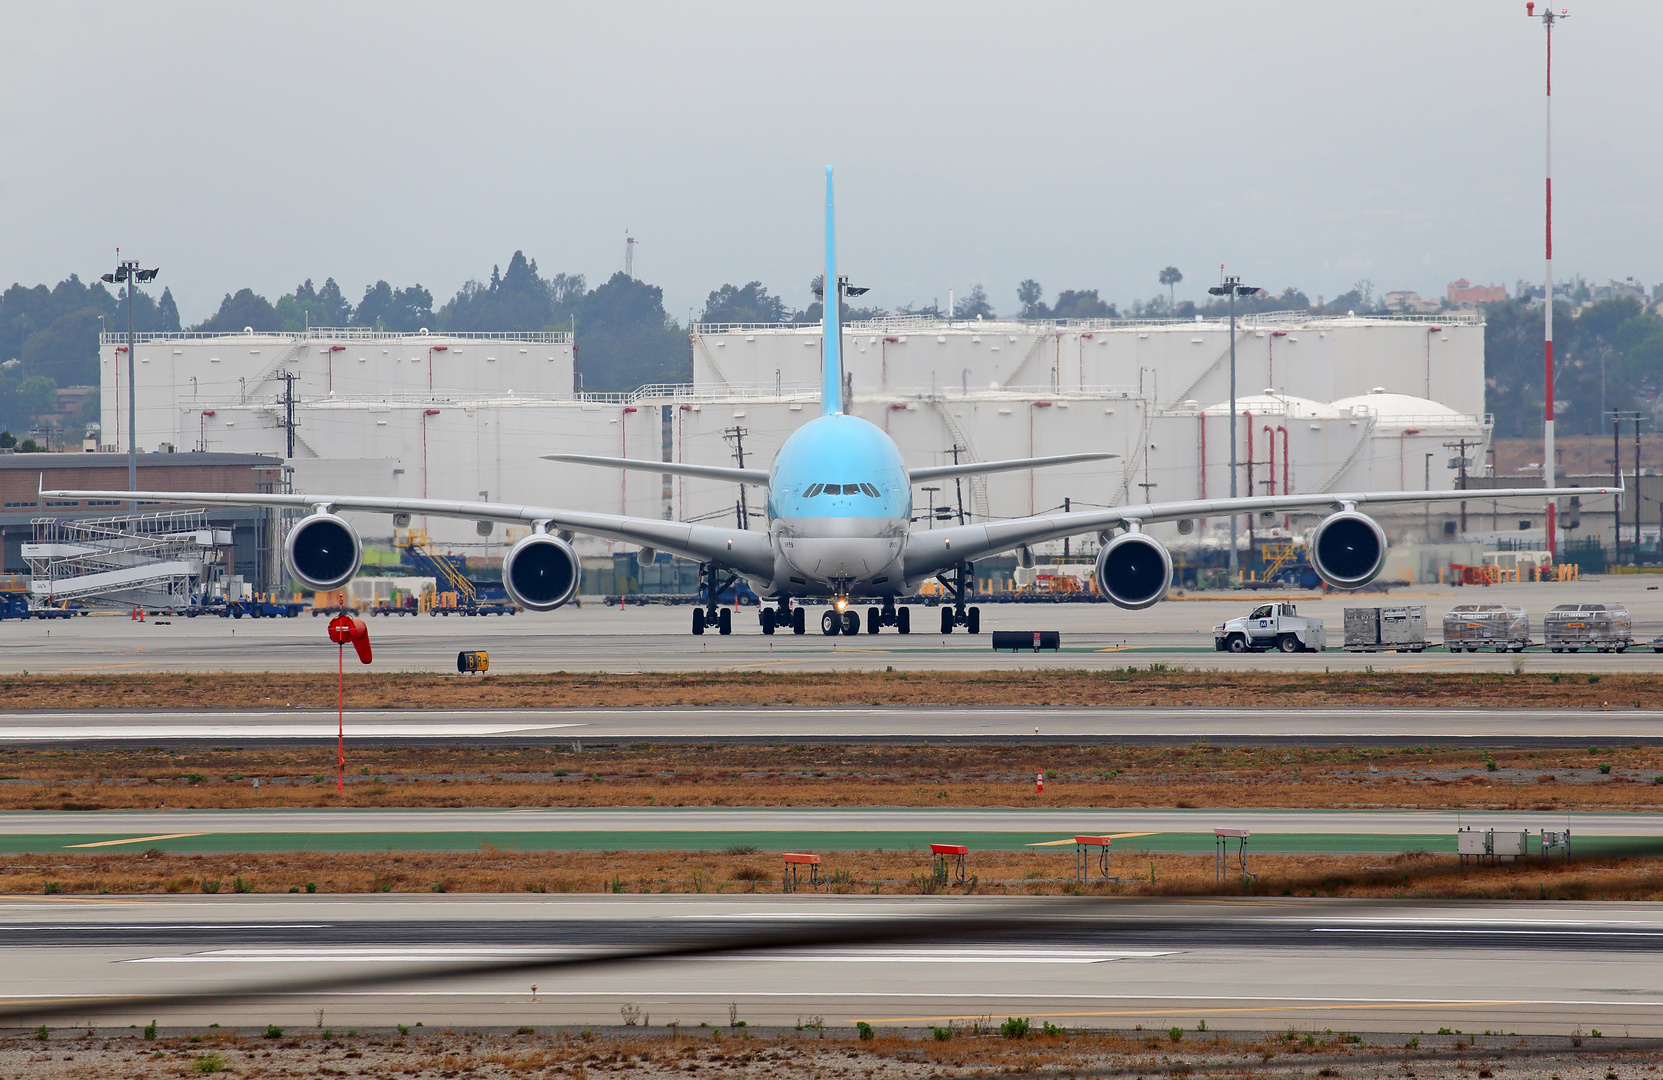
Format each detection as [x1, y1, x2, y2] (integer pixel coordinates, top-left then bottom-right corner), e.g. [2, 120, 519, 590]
[902, 485, 1619, 581]
[40, 489, 777, 578]
[906, 452, 1116, 483]
[543, 454, 771, 485]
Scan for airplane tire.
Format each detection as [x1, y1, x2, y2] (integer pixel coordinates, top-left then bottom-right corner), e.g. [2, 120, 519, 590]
[760, 609, 775, 635]
[691, 609, 705, 635]
[897, 607, 910, 634]
[718, 607, 732, 635]
[792, 606, 806, 635]
[843, 610, 859, 635]
[822, 610, 840, 636]
[867, 608, 881, 635]
[967, 607, 980, 634]
[941, 608, 954, 635]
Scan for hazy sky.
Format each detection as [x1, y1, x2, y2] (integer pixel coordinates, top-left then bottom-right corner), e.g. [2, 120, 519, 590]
[4, 1, 1659, 324]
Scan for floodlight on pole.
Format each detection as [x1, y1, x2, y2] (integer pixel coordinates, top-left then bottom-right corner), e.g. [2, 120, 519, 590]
[1207, 273, 1260, 573]
[1526, 1, 1567, 559]
[100, 252, 160, 511]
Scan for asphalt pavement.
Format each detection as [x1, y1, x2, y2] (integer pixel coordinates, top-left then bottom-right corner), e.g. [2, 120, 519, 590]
[4, 579, 1661, 674]
[1, 806, 1650, 854]
[4, 705, 1662, 747]
[6, 893, 1663, 1036]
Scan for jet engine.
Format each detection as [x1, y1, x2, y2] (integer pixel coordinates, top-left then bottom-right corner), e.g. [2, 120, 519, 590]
[1309, 509, 1387, 589]
[501, 533, 581, 611]
[284, 513, 362, 591]
[1093, 531, 1173, 610]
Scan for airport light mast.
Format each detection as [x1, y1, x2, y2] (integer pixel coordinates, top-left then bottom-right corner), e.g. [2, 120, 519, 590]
[1526, 2, 1567, 558]
[99, 254, 159, 512]
[1208, 274, 1259, 573]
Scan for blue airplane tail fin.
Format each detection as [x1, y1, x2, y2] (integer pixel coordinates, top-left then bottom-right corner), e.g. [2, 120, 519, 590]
[822, 166, 842, 417]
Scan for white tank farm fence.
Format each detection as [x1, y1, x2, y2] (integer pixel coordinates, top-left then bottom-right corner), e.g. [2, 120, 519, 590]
[23, 510, 231, 610]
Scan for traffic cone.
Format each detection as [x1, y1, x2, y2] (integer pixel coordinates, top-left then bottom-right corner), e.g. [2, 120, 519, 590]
[139, 608, 146, 623]
[1036, 769, 1044, 795]
[130, 606, 137, 621]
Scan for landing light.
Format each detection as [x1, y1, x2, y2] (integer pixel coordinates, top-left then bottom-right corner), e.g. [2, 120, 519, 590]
[834, 597, 848, 612]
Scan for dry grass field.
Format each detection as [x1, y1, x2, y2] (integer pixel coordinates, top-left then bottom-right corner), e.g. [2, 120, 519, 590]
[0, 1024, 1650, 1079]
[0, 667, 1657, 710]
[6, 847, 1660, 901]
[4, 741, 1662, 812]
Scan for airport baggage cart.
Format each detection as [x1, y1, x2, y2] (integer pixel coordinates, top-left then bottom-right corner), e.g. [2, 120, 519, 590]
[1343, 606, 1427, 652]
[1442, 603, 1530, 653]
[1544, 603, 1632, 653]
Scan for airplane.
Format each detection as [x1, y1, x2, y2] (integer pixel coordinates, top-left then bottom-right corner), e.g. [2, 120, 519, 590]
[47, 167, 1614, 638]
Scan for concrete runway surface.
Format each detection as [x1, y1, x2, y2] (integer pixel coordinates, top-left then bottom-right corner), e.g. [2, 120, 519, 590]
[3, 807, 1652, 854]
[5, 893, 1663, 1036]
[4, 579, 1661, 674]
[5, 705, 1663, 746]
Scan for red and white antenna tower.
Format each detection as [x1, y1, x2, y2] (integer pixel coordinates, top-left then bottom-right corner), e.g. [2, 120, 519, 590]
[1526, 2, 1568, 558]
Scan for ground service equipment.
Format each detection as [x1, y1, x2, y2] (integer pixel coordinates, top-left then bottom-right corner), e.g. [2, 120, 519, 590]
[1213, 602, 1326, 653]
[1544, 603, 1632, 653]
[1343, 606, 1427, 652]
[1442, 603, 1530, 652]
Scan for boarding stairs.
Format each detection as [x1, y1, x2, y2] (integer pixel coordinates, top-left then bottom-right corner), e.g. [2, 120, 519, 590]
[23, 511, 230, 609]
[395, 527, 477, 604]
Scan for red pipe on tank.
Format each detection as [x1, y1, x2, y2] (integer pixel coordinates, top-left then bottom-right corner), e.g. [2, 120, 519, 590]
[1263, 425, 1277, 496]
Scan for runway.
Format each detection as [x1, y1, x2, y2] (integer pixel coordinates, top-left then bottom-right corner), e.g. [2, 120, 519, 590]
[6, 893, 1663, 1036]
[2, 806, 1651, 853]
[3, 579, 1661, 674]
[6, 705, 1663, 747]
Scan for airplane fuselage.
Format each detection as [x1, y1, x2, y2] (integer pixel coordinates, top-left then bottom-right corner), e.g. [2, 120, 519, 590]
[766, 413, 913, 599]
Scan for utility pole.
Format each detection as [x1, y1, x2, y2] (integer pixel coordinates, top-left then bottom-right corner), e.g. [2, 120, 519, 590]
[1443, 438, 1479, 534]
[99, 252, 159, 511]
[1207, 274, 1259, 575]
[276, 369, 299, 459]
[722, 425, 749, 529]
[1527, 1, 1567, 560]
[624, 232, 635, 279]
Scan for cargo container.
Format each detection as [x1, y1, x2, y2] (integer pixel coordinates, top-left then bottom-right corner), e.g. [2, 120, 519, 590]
[1544, 603, 1633, 653]
[1442, 603, 1530, 652]
[1343, 606, 1427, 652]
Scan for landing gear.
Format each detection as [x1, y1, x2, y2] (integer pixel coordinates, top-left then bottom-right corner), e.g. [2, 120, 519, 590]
[896, 607, 910, 634]
[867, 607, 881, 635]
[933, 560, 981, 635]
[761, 599, 794, 636]
[822, 610, 841, 636]
[843, 609, 859, 635]
[792, 606, 806, 635]
[694, 561, 736, 636]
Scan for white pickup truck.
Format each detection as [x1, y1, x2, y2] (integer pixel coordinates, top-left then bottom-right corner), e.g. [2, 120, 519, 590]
[1213, 602, 1327, 653]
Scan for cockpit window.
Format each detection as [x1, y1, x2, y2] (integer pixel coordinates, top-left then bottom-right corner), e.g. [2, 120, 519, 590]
[804, 483, 824, 497]
[859, 483, 880, 497]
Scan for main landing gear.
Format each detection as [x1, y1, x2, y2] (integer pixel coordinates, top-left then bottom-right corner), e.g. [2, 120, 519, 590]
[691, 562, 737, 636]
[935, 560, 980, 635]
[760, 600, 806, 636]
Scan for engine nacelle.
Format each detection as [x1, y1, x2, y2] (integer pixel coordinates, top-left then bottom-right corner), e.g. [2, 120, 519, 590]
[1309, 510, 1388, 589]
[501, 533, 581, 611]
[284, 513, 362, 591]
[1093, 531, 1173, 610]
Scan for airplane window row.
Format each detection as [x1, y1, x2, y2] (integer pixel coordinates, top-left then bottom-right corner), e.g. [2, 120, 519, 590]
[803, 483, 881, 497]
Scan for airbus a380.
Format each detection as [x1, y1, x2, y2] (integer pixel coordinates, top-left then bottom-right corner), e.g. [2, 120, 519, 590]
[50, 168, 1612, 637]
